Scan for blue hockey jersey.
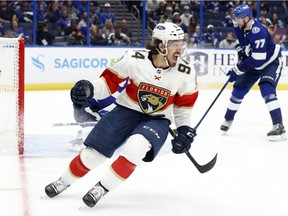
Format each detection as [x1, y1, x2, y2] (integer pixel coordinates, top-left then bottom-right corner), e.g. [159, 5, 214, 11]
[234, 20, 282, 72]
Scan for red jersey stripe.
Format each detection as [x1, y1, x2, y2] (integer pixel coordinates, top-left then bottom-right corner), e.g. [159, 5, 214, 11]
[100, 68, 126, 94]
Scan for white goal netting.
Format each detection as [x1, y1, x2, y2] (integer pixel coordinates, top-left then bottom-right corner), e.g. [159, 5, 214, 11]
[0, 37, 24, 155]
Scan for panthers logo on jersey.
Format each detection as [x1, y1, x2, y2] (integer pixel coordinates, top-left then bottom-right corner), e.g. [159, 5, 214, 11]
[137, 83, 170, 114]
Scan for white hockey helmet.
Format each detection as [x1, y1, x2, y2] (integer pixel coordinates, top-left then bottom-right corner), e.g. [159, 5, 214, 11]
[152, 22, 185, 47]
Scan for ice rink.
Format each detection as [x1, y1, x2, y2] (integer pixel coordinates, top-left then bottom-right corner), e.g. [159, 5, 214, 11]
[1, 87, 288, 216]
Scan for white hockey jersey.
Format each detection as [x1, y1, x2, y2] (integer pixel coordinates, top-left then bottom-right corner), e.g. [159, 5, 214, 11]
[91, 49, 198, 128]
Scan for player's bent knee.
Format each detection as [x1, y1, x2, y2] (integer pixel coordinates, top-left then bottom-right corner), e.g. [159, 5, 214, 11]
[80, 146, 107, 170]
[260, 82, 276, 98]
[120, 134, 152, 166]
[232, 87, 248, 99]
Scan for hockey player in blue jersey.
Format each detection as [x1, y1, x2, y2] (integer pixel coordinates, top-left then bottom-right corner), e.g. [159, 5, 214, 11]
[221, 4, 286, 141]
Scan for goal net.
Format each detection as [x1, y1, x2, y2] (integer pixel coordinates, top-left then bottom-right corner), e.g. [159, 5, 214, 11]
[0, 37, 25, 155]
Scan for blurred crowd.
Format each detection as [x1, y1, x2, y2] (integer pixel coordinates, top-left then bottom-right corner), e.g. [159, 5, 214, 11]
[1, 0, 288, 49]
[147, 0, 288, 49]
[0, 0, 133, 46]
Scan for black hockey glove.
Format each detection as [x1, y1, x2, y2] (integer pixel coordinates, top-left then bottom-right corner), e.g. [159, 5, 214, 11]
[171, 126, 196, 154]
[71, 80, 94, 106]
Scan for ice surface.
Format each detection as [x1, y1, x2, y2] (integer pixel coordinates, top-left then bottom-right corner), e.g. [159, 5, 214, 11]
[1, 88, 288, 216]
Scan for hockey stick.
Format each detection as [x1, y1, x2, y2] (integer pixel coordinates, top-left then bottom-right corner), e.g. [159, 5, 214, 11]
[169, 128, 217, 174]
[53, 122, 97, 127]
[170, 79, 229, 173]
[194, 79, 230, 129]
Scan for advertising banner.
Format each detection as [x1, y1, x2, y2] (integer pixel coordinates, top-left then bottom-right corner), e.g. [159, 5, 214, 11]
[25, 47, 288, 89]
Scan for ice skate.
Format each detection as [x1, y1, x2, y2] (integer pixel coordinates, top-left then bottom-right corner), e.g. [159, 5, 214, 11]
[82, 182, 108, 208]
[267, 123, 287, 141]
[45, 178, 69, 198]
[220, 120, 233, 135]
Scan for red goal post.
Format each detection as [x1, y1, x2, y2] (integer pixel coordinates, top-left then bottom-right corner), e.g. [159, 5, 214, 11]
[0, 37, 25, 155]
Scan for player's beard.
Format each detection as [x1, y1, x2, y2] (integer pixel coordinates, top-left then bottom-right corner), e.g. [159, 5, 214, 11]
[163, 50, 182, 67]
[238, 22, 244, 30]
[239, 19, 249, 30]
[243, 19, 248, 29]
[165, 57, 176, 67]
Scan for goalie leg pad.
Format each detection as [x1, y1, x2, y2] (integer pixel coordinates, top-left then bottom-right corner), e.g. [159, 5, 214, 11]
[80, 146, 107, 170]
[120, 134, 152, 166]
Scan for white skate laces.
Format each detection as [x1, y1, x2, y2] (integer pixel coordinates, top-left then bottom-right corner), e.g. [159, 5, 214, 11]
[45, 178, 69, 198]
[82, 182, 109, 208]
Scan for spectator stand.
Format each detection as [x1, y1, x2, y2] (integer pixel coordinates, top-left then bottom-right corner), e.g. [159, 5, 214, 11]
[100, 1, 143, 46]
[0, 0, 287, 49]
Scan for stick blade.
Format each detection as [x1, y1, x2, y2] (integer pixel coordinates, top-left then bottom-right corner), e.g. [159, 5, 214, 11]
[185, 152, 217, 174]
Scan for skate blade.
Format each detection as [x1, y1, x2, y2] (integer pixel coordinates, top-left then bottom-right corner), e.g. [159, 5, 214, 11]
[221, 130, 228, 136]
[268, 134, 287, 142]
[40, 194, 49, 199]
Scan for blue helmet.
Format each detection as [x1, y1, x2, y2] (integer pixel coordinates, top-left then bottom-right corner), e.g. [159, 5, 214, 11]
[233, 4, 252, 19]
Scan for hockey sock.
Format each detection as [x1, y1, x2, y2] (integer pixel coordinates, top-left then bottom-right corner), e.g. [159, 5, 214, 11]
[224, 87, 247, 120]
[60, 147, 107, 186]
[264, 94, 282, 124]
[100, 156, 137, 191]
[69, 154, 90, 177]
[260, 83, 283, 124]
[58, 154, 90, 186]
[224, 95, 243, 120]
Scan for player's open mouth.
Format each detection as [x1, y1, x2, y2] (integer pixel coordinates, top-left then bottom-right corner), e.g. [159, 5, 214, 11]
[173, 54, 180, 61]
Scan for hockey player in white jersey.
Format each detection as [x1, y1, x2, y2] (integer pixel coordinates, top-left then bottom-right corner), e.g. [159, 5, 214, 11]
[45, 22, 199, 208]
[221, 4, 286, 141]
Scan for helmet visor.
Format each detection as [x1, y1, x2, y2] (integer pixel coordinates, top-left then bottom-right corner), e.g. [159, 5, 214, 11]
[167, 39, 187, 57]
